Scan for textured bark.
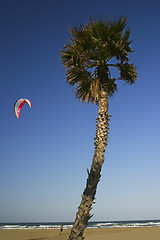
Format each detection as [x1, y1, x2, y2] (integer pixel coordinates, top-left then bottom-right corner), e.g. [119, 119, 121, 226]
[68, 89, 110, 240]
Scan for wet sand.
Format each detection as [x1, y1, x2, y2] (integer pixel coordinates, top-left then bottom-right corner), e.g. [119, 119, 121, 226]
[0, 227, 160, 240]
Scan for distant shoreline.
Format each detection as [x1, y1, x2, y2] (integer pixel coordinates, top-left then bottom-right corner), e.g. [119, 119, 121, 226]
[1, 219, 160, 230]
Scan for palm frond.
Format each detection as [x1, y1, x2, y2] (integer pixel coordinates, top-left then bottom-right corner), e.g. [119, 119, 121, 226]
[117, 62, 138, 84]
[60, 16, 137, 104]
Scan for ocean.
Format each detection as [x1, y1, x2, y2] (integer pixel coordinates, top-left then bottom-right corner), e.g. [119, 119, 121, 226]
[0, 220, 160, 230]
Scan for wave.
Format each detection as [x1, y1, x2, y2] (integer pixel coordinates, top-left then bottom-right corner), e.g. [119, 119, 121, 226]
[1, 220, 160, 230]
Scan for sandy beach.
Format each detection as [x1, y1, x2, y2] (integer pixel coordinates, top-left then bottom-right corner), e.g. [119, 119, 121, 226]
[1, 227, 160, 240]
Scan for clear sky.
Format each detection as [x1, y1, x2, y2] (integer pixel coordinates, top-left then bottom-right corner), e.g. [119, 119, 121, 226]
[0, 0, 160, 223]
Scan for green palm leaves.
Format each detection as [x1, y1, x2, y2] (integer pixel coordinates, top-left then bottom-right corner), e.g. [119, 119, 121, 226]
[60, 17, 137, 104]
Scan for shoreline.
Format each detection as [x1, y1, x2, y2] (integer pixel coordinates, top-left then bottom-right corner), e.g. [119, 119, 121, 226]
[1, 219, 160, 229]
[1, 226, 160, 240]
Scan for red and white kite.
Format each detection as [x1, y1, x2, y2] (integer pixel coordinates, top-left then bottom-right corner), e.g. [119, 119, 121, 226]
[14, 98, 32, 118]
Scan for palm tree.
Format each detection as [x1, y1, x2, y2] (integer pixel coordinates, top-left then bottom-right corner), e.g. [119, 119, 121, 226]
[60, 16, 137, 240]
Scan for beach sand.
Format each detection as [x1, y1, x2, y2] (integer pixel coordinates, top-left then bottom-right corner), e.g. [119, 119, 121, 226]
[0, 227, 160, 240]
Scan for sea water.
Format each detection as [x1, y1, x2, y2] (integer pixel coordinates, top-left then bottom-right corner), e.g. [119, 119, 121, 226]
[0, 220, 160, 230]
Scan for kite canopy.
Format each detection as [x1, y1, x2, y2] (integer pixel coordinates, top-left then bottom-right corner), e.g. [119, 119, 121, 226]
[14, 98, 32, 118]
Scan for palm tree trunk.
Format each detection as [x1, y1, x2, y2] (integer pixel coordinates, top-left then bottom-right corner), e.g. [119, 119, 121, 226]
[68, 89, 110, 240]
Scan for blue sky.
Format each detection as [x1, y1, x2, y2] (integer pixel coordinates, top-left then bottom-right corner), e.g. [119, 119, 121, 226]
[0, 0, 160, 222]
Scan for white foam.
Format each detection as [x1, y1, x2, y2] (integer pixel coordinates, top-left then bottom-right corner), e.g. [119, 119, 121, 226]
[1, 221, 160, 230]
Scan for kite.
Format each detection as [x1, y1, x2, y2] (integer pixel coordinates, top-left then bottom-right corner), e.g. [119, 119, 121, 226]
[14, 98, 32, 118]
